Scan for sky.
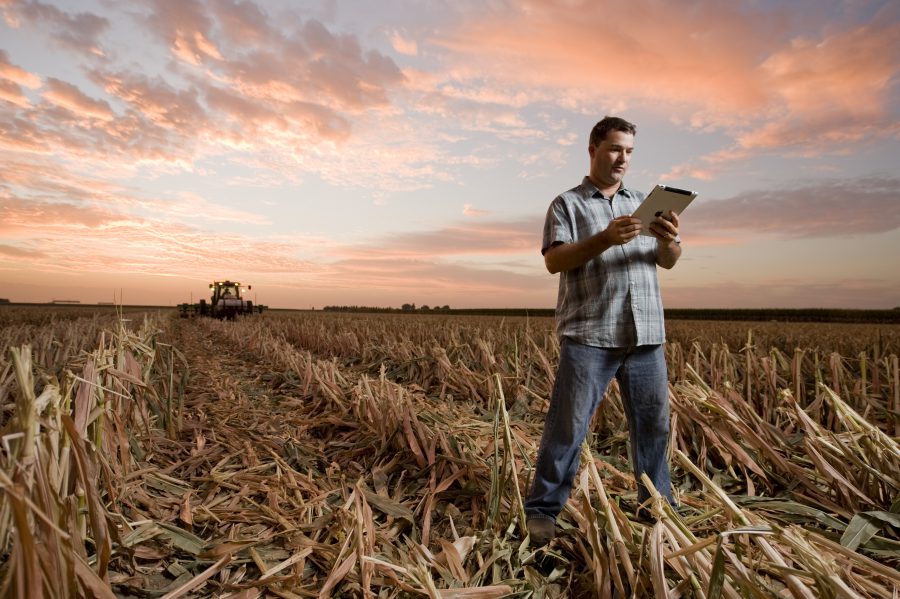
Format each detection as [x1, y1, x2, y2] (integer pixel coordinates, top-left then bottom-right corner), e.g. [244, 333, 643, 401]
[1, 0, 899, 310]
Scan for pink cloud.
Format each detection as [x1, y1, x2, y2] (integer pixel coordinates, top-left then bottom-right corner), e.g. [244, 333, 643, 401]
[210, 0, 270, 45]
[0, 48, 40, 88]
[0, 116, 51, 152]
[0, 158, 309, 285]
[429, 0, 900, 162]
[390, 31, 418, 56]
[1, 72, 201, 164]
[401, 71, 547, 142]
[661, 147, 754, 183]
[0, 4, 354, 180]
[42, 78, 114, 121]
[2, 0, 108, 56]
[143, 0, 216, 66]
[281, 100, 351, 142]
[0, 158, 127, 202]
[0, 194, 318, 279]
[740, 4, 900, 151]
[684, 177, 900, 240]
[0, 243, 44, 258]
[336, 217, 541, 260]
[0, 197, 132, 231]
[90, 70, 205, 130]
[434, 1, 776, 115]
[296, 19, 405, 107]
[0, 101, 184, 164]
[142, 1, 404, 111]
[155, 192, 271, 225]
[463, 203, 489, 217]
[203, 84, 278, 125]
[0, 79, 30, 108]
[660, 164, 714, 182]
[0, 69, 208, 165]
[0, 2, 429, 191]
[173, 29, 223, 65]
[44, 3, 403, 162]
[0, 158, 269, 238]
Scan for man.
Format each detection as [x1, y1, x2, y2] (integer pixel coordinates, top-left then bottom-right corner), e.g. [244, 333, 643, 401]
[524, 116, 682, 547]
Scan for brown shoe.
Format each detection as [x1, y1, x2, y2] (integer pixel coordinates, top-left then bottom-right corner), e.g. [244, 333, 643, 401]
[526, 517, 556, 547]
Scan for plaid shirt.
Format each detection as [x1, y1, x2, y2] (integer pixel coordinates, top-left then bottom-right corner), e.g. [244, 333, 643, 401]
[542, 177, 666, 347]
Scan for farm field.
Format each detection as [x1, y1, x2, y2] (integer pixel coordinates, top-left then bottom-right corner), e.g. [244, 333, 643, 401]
[1, 307, 899, 598]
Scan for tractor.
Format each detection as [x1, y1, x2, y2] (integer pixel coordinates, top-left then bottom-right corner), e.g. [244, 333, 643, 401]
[179, 281, 266, 319]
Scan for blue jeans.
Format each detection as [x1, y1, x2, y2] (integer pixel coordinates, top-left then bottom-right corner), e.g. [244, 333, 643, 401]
[524, 339, 673, 521]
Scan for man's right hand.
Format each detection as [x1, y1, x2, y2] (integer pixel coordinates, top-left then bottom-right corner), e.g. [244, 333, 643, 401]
[604, 216, 642, 245]
[544, 216, 642, 273]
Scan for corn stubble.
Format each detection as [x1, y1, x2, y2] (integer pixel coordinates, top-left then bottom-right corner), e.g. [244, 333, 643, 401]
[1, 308, 898, 597]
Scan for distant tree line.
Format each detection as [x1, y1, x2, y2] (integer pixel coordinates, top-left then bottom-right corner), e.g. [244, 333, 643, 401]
[322, 304, 453, 314]
[322, 305, 395, 313]
[320, 305, 900, 323]
[663, 308, 900, 324]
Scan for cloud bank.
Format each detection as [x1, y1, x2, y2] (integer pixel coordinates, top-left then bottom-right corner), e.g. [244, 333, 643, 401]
[1, 0, 898, 308]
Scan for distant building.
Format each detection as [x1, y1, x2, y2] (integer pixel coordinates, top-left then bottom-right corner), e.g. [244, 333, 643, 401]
[51, 300, 81, 304]
[0, 298, 9, 304]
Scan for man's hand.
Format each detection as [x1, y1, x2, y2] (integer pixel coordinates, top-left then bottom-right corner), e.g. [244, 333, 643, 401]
[649, 210, 679, 243]
[543, 215, 646, 274]
[604, 216, 642, 245]
[544, 217, 636, 274]
[651, 210, 682, 269]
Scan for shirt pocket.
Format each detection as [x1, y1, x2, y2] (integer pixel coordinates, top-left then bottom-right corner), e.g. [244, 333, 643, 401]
[624, 235, 654, 264]
[636, 234, 657, 253]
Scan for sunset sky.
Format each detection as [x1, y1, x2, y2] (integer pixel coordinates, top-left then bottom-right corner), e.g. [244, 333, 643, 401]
[1, 0, 899, 310]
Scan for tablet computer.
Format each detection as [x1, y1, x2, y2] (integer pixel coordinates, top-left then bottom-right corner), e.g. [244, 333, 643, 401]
[632, 185, 697, 236]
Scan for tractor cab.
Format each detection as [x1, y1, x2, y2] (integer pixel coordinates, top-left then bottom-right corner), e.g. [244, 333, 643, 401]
[212, 281, 244, 303]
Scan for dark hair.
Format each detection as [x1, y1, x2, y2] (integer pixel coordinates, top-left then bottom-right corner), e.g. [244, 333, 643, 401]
[589, 116, 636, 147]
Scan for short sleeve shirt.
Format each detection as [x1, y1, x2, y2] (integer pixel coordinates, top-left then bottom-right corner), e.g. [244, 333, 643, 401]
[542, 177, 666, 347]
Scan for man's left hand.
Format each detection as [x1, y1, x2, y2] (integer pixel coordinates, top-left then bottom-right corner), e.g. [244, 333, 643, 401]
[649, 210, 679, 243]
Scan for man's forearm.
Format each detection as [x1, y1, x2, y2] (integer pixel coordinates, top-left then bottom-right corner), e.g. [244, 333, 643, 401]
[656, 239, 681, 269]
[544, 232, 612, 274]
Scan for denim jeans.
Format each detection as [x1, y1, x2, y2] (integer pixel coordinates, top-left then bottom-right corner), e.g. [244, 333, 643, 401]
[524, 339, 673, 521]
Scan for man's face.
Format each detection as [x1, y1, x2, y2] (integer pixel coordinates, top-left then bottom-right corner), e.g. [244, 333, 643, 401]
[588, 130, 634, 190]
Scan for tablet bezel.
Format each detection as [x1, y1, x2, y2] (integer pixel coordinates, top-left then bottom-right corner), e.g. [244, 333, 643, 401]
[631, 185, 697, 237]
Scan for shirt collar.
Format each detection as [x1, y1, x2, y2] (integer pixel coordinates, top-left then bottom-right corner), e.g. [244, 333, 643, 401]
[581, 176, 632, 200]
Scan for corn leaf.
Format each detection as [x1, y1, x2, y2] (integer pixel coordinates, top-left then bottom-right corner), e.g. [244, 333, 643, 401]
[840, 513, 881, 551]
